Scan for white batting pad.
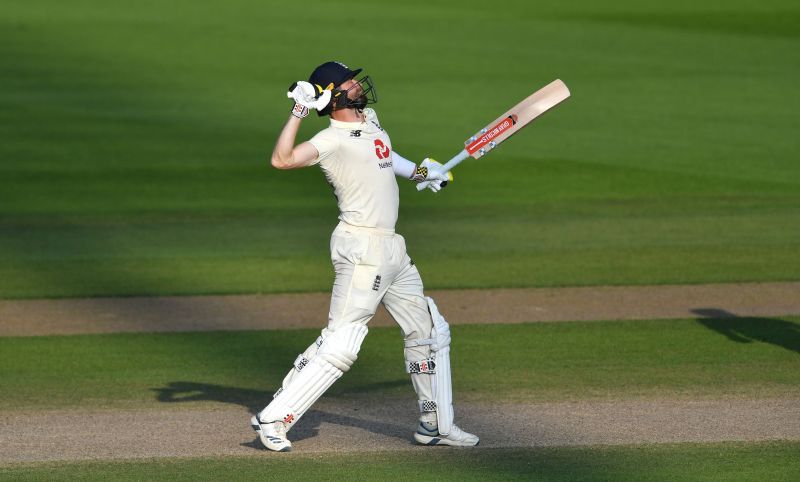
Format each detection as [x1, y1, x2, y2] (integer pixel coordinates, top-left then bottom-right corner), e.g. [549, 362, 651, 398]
[275, 335, 325, 397]
[426, 296, 454, 435]
[259, 324, 368, 430]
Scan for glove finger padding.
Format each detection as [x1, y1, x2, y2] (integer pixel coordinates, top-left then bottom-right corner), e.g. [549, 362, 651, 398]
[421, 159, 452, 181]
[287, 81, 315, 102]
[416, 158, 453, 192]
[311, 89, 332, 111]
[417, 178, 445, 192]
[288, 81, 331, 111]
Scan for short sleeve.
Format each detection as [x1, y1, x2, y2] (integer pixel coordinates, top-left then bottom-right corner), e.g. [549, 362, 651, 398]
[308, 128, 339, 165]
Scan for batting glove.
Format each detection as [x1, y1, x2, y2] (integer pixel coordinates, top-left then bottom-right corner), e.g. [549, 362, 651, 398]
[415, 158, 453, 193]
[287, 80, 332, 115]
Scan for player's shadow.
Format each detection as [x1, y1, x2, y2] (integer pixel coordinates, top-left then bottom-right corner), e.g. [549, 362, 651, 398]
[152, 381, 268, 412]
[692, 308, 800, 354]
[152, 381, 413, 446]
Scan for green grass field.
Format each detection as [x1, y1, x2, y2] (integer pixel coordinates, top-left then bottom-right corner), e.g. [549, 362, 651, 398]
[1, 0, 798, 479]
[1, 318, 798, 410]
[3, 443, 799, 481]
[1, 0, 798, 298]
[1, 318, 799, 479]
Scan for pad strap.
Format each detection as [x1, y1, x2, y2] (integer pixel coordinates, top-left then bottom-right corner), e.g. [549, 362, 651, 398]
[404, 337, 434, 348]
[418, 400, 438, 412]
[406, 358, 436, 374]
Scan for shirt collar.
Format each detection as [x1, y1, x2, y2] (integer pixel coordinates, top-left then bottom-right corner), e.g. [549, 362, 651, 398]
[329, 117, 366, 129]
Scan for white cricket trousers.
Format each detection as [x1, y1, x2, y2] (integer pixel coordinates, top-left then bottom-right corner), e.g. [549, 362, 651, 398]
[261, 221, 436, 427]
[325, 221, 435, 403]
[327, 221, 431, 334]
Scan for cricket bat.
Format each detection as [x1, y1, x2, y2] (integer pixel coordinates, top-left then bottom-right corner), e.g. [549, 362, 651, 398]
[418, 79, 570, 190]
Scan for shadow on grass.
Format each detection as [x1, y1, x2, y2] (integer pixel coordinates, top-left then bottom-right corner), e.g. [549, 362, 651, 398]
[153, 381, 268, 412]
[692, 308, 800, 354]
[152, 381, 413, 447]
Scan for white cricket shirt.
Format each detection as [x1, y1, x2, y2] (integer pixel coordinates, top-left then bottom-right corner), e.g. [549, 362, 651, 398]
[308, 109, 399, 230]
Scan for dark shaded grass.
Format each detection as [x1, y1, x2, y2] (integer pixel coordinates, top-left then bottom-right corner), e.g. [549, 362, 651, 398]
[2, 443, 799, 481]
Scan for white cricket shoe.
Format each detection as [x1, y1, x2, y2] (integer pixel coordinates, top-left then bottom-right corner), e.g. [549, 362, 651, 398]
[250, 415, 292, 452]
[413, 421, 479, 446]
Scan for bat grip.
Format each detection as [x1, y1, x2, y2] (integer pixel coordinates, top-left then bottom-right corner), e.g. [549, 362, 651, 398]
[416, 149, 470, 191]
[440, 149, 469, 173]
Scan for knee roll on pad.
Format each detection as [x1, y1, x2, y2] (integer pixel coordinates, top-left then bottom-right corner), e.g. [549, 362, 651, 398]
[317, 324, 367, 372]
[260, 324, 368, 429]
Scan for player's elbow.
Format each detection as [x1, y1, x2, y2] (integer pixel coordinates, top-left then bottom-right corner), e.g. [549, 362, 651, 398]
[270, 154, 293, 169]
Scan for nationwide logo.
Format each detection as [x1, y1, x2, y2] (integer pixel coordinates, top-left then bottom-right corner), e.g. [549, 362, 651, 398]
[374, 139, 390, 159]
[465, 114, 518, 155]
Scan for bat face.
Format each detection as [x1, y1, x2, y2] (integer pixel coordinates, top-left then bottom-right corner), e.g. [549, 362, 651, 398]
[465, 114, 518, 156]
[465, 79, 570, 159]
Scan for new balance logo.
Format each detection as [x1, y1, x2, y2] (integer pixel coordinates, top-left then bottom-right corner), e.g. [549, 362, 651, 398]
[350, 130, 362, 137]
[372, 275, 381, 291]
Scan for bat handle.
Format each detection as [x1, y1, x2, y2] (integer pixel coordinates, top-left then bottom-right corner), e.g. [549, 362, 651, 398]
[416, 149, 470, 191]
[440, 149, 469, 173]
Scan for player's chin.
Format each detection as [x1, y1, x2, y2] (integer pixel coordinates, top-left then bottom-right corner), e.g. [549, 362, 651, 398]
[351, 95, 368, 110]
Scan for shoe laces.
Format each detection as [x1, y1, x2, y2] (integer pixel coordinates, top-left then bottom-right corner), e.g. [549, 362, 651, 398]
[448, 425, 466, 438]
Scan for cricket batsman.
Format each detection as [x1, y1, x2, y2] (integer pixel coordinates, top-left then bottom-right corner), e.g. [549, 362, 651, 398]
[251, 61, 479, 451]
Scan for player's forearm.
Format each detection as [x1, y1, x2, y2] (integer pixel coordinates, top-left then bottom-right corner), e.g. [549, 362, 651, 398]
[271, 115, 303, 169]
[391, 151, 418, 180]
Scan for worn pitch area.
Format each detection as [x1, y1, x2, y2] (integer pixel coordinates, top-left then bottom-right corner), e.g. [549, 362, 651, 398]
[1, 282, 799, 463]
[2, 399, 799, 464]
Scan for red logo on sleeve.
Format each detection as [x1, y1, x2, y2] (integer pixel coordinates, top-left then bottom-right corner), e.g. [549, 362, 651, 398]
[374, 139, 390, 159]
